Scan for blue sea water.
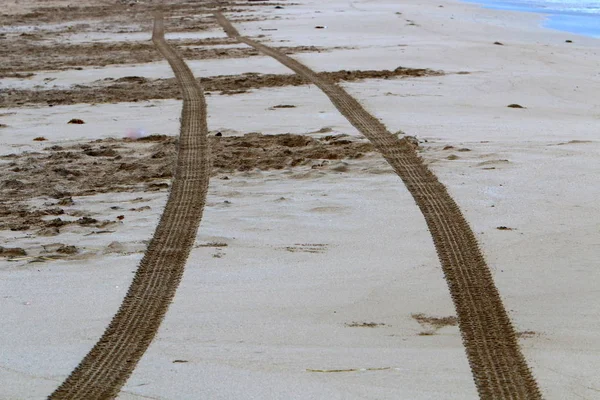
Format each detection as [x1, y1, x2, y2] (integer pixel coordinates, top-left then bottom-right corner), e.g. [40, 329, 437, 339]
[465, 0, 600, 38]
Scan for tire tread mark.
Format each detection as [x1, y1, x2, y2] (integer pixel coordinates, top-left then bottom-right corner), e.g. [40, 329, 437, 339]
[213, 12, 542, 400]
[48, 12, 210, 400]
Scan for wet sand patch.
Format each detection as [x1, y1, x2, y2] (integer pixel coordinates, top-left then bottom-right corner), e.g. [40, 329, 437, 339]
[1, 67, 443, 107]
[0, 133, 377, 232]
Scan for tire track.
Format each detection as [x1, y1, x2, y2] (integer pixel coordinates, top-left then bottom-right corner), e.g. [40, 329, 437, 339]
[213, 12, 542, 399]
[49, 12, 210, 400]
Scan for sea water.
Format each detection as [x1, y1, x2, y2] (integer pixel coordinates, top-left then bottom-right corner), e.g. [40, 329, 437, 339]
[465, 0, 600, 38]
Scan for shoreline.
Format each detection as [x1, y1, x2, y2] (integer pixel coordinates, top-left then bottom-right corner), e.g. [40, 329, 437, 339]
[462, 0, 600, 38]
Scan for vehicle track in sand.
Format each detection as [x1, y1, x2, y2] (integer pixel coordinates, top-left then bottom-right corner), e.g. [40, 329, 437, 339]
[49, 12, 210, 400]
[213, 11, 542, 400]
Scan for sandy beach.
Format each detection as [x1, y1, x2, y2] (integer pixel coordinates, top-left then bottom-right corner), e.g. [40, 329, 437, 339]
[1, 0, 599, 399]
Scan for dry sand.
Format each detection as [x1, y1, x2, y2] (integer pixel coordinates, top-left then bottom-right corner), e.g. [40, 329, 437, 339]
[1, 0, 599, 399]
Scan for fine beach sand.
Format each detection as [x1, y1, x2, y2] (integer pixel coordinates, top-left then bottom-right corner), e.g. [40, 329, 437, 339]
[1, 0, 599, 399]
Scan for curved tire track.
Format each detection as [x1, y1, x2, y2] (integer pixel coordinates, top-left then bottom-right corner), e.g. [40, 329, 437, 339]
[49, 13, 210, 400]
[213, 12, 542, 400]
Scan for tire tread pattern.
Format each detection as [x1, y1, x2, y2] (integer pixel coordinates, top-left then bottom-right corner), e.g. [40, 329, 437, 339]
[49, 13, 210, 400]
[213, 12, 543, 400]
